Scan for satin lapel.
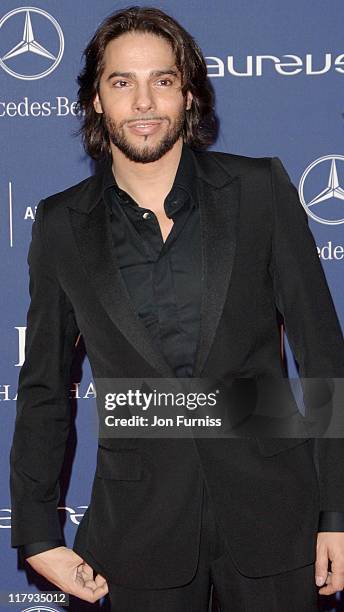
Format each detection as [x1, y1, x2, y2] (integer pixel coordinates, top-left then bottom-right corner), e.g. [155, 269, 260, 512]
[192, 175, 241, 378]
[68, 201, 176, 378]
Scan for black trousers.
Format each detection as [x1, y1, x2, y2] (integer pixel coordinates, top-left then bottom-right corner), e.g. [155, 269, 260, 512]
[108, 481, 321, 611]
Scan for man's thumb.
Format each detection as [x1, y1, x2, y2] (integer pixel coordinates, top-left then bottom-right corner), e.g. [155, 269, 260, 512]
[315, 557, 328, 586]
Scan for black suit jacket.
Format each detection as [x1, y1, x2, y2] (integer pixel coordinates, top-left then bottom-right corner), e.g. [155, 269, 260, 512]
[10, 149, 344, 589]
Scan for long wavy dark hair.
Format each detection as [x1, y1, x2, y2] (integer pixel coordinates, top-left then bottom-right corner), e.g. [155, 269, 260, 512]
[75, 5, 217, 160]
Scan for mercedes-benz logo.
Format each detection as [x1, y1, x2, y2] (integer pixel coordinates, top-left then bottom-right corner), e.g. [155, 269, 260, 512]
[299, 155, 344, 225]
[0, 7, 64, 80]
[21, 607, 60, 612]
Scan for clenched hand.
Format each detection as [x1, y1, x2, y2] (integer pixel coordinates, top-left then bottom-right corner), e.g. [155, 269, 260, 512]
[316, 532, 344, 595]
[26, 546, 109, 603]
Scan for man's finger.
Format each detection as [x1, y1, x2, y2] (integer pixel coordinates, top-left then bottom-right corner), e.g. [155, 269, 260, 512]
[315, 554, 329, 586]
[69, 570, 109, 602]
[327, 563, 344, 593]
[77, 563, 94, 583]
[95, 573, 108, 588]
[318, 570, 344, 595]
[74, 568, 101, 593]
[80, 562, 94, 575]
[83, 578, 99, 590]
[92, 582, 109, 599]
[67, 581, 100, 604]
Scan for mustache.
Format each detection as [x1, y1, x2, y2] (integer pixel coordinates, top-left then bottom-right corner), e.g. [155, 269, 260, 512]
[124, 117, 169, 126]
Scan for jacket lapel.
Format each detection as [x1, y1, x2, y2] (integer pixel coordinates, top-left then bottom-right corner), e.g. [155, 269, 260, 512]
[193, 174, 240, 377]
[67, 150, 240, 378]
[69, 200, 176, 377]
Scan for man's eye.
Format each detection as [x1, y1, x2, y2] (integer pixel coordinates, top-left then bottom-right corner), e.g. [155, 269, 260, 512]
[157, 79, 173, 86]
[113, 81, 128, 87]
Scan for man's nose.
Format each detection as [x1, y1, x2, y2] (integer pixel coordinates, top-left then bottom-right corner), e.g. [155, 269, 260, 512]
[132, 84, 155, 112]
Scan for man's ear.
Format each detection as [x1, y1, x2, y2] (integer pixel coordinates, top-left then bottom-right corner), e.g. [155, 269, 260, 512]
[186, 91, 193, 111]
[93, 91, 103, 114]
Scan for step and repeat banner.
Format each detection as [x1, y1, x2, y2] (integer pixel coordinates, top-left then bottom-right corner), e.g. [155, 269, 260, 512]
[1, 1, 343, 610]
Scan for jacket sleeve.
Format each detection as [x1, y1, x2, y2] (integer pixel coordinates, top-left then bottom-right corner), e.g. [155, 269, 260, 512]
[20, 540, 64, 562]
[269, 157, 344, 527]
[9, 199, 80, 548]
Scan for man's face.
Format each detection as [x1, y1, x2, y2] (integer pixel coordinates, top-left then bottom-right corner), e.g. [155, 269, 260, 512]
[93, 32, 193, 163]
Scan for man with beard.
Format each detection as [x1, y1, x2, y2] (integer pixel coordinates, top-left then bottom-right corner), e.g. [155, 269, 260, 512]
[10, 6, 344, 611]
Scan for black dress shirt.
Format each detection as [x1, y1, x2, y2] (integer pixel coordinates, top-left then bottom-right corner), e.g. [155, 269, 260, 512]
[20, 143, 344, 562]
[103, 141, 202, 378]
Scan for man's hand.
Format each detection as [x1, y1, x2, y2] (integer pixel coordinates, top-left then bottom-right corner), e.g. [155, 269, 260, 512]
[26, 546, 108, 603]
[316, 532, 344, 595]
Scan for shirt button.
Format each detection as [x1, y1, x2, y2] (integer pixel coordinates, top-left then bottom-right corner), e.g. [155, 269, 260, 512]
[168, 200, 179, 214]
[117, 189, 128, 202]
[142, 212, 151, 219]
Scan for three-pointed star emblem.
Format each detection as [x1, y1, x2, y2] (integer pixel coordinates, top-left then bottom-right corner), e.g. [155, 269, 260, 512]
[308, 159, 344, 207]
[299, 155, 344, 225]
[0, 7, 64, 79]
[2, 10, 55, 62]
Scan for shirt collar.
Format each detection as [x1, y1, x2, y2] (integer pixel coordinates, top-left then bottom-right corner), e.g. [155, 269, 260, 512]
[102, 142, 198, 217]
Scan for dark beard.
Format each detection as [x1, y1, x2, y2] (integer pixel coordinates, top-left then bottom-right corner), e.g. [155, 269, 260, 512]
[104, 107, 186, 164]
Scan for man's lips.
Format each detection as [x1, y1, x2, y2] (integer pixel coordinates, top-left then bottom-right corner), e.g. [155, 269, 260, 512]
[127, 120, 163, 135]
